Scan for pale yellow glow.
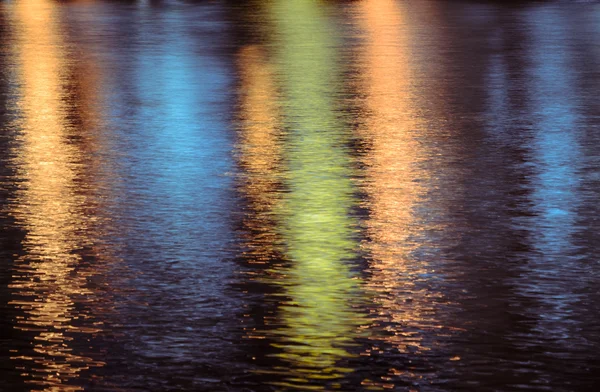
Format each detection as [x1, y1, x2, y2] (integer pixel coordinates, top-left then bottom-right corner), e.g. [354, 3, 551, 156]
[262, 1, 365, 389]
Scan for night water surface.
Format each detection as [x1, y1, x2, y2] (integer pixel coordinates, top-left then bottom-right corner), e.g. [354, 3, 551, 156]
[0, 0, 599, 391]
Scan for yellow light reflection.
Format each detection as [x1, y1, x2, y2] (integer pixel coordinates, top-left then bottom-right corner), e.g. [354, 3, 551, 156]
[356, 0, 438, 360]
[7, 1, 106, 390]
[263, 0, 364, 389]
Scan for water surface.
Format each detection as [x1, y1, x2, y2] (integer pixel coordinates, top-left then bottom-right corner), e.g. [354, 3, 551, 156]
[1, 0, 599, 391]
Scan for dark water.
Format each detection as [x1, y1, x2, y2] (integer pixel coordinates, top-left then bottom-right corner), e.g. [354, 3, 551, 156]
[1, 0, 599, 391]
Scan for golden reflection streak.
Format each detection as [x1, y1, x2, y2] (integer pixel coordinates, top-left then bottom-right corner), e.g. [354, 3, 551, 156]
[235, 43, 286, 358]
[7, 1, 105, 390]
[237, 45, 283, 264]
[357, 0, 437, 359]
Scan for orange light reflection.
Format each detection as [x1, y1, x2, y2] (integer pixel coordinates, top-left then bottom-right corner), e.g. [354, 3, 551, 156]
[236, 45, 284, 344]
[7, 1, 107, 390]
[237, 44, 283, 264]
[357, 0, 440, 359]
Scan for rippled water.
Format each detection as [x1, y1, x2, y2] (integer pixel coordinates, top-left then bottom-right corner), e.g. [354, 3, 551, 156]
[1, 0, 599, 391]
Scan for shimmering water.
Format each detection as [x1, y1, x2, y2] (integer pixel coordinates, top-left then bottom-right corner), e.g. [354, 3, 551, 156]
[1, 0, 599, 391]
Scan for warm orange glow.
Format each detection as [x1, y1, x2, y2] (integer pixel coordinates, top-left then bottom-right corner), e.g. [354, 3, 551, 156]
[7, 1, 106, 390]
[237, 44, 283, 228]
[236, 44, 284, 272]
[357, 0, 437, 358]
[235, 42, 285, 364]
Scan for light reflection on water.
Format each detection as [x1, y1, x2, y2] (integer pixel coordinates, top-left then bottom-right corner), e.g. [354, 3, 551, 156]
[350, 2, 485, 388]
[0, 0, 599, 391]
[237, 1, 365, 389]
[356, 0, 433, 349]
[5, 1, 109, 390]
[515, 5, 592, 353]
[270, 0, 363, 387]
[236, 44, 282, 267]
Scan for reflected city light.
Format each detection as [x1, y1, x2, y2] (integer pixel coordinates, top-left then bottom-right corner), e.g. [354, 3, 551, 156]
[255, 0, 364, 389]
[7, 1, 105, 390]
[1, 0, 599, 390]
[235, 43, 286, 383]
[355, 0, 438, 360]
[522, 7, 585, 341]
[237, 44, 283, 258]
[236, 42, 285, 347]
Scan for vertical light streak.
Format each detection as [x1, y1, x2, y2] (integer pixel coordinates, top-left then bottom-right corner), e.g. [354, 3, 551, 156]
[7, 1, 105, 390]
[237, 44, 283, 260]
[356, 0, 436, 358]
[262, 0, 364, 388]
[521, 8, 584, 341]
[235, 45, 286, 370]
